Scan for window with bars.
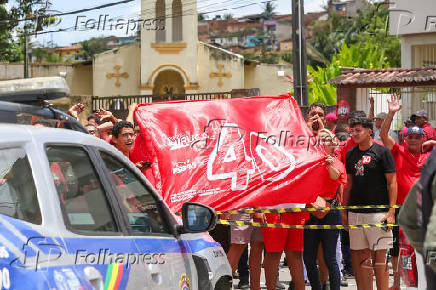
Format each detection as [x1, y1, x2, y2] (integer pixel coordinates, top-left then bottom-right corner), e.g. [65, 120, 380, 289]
[413, 44, 436, 67]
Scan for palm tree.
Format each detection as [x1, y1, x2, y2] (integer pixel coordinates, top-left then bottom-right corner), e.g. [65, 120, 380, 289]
[263, 1, 276, 18]
[224, 13, 233, 20]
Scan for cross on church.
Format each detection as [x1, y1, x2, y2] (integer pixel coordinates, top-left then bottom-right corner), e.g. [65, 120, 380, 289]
[209, 64, 232, 87]
[106, 65, 129, 88]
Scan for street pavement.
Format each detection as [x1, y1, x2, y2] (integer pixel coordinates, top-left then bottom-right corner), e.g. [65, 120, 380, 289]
[232, 260, 402, 289]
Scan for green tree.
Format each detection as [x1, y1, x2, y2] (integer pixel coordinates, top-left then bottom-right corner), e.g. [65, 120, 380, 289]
[44, 52, 62, 63]
[0, 1, 23, 62]
[306, 42, 391, 105]
[0, 0, 56, 63]
[309, 3, 400, 67]
[262, 1, 276, 18]
[281, 52, 292, 64]
[223, 13, 233, 20]
[198, 13, 206, 21]
[80, 37, 111, 60]
[32, 47, 47, 63]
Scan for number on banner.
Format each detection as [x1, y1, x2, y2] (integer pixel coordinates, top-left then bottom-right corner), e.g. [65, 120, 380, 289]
[0, 268, 10, 289]
[207, 124, 255, 191]
[249, 132, 296, 182]
[0, 247, 8, 259]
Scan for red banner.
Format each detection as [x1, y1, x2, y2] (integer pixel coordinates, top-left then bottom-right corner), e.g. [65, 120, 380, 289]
[133, 94, 330, 212]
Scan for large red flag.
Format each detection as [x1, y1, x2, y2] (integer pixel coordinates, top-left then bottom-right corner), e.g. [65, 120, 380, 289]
[133, 94, 330, 212]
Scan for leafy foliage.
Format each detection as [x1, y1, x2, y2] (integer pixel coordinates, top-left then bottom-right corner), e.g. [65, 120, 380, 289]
[262, 1, 276, 18]
[0, 1, 23, 62]
[308, 42, 391, 105]
[80, 37, 111, 60]
[305, 2, 400, 105]
[309, 3, 400, 67]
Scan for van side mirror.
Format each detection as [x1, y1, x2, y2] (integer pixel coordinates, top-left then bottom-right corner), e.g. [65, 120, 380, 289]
[180, 202, 217, 233]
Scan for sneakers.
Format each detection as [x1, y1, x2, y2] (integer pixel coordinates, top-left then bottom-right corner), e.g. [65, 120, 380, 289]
[237, 280, 249, 289]
[340, 276, 348, 287]
[343, 270, 354, 278]
[275, 278, 286, 289]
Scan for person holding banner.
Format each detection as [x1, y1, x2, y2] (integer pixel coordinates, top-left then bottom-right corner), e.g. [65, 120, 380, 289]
[304, 128, 347, 290]
[343, 117, 397, 290]
[225, 210, 265, 290]
[306, 102, 326, 135]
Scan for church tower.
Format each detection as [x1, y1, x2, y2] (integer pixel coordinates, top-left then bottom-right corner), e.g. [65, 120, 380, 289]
[140, 0, 199, 95]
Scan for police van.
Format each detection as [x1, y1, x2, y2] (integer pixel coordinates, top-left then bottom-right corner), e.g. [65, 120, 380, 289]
[0, 78, 232, 289]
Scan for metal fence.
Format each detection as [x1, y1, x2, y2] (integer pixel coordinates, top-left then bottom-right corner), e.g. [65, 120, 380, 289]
[356, 87, 436, 129]
[92, 92, 232, 119]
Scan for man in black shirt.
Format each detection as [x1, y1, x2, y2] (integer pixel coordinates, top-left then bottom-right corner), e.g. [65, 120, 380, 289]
[343, 118, 397, 290]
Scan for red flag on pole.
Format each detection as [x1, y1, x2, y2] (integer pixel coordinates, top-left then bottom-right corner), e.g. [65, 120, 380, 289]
[133, 94, 330, 212]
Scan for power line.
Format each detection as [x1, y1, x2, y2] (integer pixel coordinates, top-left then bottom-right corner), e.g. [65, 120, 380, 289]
[0, 0, 136, 24]
[24, 0, 279, 37]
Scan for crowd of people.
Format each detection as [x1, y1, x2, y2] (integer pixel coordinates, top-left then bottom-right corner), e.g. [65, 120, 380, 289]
[63, 96, 436, 290]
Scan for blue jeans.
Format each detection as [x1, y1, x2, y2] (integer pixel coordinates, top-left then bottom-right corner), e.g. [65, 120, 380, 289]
[303, 210, 341, 290]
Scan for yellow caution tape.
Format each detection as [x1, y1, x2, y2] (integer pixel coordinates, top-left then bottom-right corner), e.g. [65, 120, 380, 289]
[217, 219, 397, 229]
[216, 204, 401, 215]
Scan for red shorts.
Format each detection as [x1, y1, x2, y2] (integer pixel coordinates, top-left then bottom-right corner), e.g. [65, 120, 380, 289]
[261, 212, 309, 252]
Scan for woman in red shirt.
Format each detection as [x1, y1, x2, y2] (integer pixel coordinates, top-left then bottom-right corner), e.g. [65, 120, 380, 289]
[303, 129, 347, 290]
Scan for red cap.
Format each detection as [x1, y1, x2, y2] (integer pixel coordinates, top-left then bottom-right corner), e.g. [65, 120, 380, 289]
[326, 113, 337, 122]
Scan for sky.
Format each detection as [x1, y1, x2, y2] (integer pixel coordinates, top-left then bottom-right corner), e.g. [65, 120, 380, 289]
[27, 0, 327, 46]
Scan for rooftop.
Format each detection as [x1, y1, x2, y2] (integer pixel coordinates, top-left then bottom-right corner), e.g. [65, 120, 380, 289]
[328, 66, 436, 88]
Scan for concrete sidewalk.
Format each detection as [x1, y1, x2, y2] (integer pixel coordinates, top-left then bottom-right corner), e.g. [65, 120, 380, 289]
[232, 264, 403, 289]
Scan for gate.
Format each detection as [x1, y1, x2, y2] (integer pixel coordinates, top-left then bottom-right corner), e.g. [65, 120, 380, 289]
[92, 92, 232, 119]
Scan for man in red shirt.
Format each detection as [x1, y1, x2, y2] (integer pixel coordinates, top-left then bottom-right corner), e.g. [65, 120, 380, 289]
[415, 110, 435, 141]
[380, 95, 436, 290]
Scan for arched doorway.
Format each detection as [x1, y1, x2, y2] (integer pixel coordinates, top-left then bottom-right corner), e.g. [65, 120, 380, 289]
[152, 70, 186, 97]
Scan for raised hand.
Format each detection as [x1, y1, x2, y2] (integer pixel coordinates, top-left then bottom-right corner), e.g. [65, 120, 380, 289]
[96, 109, 117, 123]
[129, 103, 138, 113]
[387, 94, 402, 113]
[67, 103, 84, 119]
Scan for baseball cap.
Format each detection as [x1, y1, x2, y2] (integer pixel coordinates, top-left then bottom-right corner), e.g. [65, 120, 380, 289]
[404, 118, 413, 126]
[326, 113, 337, 122]
[406, 126, 424, 136]
[374, 112, 387, 120]
[415, 110, 428, 118]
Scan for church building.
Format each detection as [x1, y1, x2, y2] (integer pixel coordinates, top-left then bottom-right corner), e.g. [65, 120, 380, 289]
[92, 0, 293, 98]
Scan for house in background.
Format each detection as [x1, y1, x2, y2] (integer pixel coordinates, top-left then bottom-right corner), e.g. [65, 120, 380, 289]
[389, 0, 436, 125]
[390, 0, 436, 68]
[54, 45, 83, 62]
[106, 36, 139, 49]
[329, 0, 369, 18]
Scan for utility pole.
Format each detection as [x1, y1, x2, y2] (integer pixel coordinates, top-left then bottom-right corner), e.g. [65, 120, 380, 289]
[292, 0, 308, 106]
[24, 34, 29, 78]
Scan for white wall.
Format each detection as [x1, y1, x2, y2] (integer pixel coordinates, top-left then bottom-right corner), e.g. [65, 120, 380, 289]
[390, 0, 436, 36]
[401, 33, 436, 68]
